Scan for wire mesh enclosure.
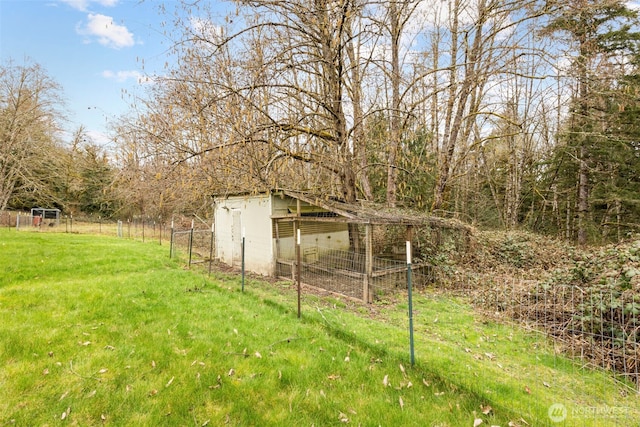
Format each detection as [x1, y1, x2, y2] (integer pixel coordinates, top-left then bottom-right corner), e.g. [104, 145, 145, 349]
[213, 190, 472, 302]
[274, 220, 438, 301]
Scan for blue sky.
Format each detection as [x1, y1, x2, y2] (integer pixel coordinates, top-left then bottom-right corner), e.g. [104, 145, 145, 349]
[0, 0, 208, 148]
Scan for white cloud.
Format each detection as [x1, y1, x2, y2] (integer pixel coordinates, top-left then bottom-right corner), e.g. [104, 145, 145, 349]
[77, 13, 134, 49]
[101, 70, 156, 85]
[61, 0, 118, 12]
[86, 129, 113, 148]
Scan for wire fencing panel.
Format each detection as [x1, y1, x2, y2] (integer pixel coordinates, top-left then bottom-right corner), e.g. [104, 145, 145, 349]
[11, 213, 173, 244]
[274, 220, 437, 302]
[445, 274, 640, 391]
[170, 229, 213, 266]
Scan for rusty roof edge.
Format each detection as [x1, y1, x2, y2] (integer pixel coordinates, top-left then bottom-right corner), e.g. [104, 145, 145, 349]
[280, 190, 473, 232]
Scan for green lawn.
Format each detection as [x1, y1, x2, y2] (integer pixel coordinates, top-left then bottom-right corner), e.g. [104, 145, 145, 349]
[0, 229, 637, 426]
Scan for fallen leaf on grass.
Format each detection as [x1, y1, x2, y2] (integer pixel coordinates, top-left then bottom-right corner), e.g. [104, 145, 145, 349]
[60, 391, 69, 401]
[101, 414, 106, 421]
[61, 407, 70, 420]
[42, 368, 49, 376]
[422, 379, 430, 387]
[543, 381, 551, 388]
[165, 376, 174, 387]
[98, 368, 108, 374]
[86, 390, 96, 398]
[399, 364, 405, 374]
[104, 345, 115, 351]
[399, 396, 404, 410]
[79, 341, 91, 346]
[338, 412, 349, 423]
[149, 389, 158, 396]
[481, 404, 492, 415]
[383, 375, 389, 387]
[151, 360, 156, 368]
[327, 374, 340, 380]
[255, 352, 262, 359]
[228, 369, 235, 377]
[473, 418, 483, 427]
[524, 385, 531, 394]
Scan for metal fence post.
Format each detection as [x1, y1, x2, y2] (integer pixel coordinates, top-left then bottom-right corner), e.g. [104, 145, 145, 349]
[188, 219, 194, 267]
[169, 220, 174, 258]
[241, 227, 245, 292]
[209, 222, 214, 276]
[407, 240, 415, 366]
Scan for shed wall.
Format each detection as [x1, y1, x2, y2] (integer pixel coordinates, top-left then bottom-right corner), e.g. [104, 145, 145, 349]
[214, 194, 275, 275]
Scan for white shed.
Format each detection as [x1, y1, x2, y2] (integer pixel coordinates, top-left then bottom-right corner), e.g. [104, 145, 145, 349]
[212, 191, 350, 276]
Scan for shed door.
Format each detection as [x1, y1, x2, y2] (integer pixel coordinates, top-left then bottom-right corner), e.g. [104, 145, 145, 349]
[231, 210, 242, 266]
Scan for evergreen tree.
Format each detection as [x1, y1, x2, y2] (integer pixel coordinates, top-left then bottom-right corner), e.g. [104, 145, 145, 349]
[541, 0, 640, 243]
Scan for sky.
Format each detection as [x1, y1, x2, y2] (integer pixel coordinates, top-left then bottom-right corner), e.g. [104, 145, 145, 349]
[0, 0, 217, 148]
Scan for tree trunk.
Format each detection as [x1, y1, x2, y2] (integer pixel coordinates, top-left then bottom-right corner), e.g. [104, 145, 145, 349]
[577, 144, 589, 245]
[386, 0, 401, 208]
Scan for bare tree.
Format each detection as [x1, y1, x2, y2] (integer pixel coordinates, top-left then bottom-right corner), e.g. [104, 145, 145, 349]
[151, 0, 368, 202]
[0, 60, 65, 212]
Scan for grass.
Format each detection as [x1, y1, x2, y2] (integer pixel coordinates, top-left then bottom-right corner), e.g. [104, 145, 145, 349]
[1, 228, 638, 426]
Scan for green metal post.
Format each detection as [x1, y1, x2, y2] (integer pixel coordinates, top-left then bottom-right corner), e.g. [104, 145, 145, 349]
[241, 236, 245, 292]
[209, 222, 214, 276]
[407, 241, 415, 366]
[188, 219, 194, 267]
[169, 220, 174, 258]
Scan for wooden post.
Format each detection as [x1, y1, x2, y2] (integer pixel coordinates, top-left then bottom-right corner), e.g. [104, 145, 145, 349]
[295, 221, 301, 318]
[364, 223, 373, 303]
